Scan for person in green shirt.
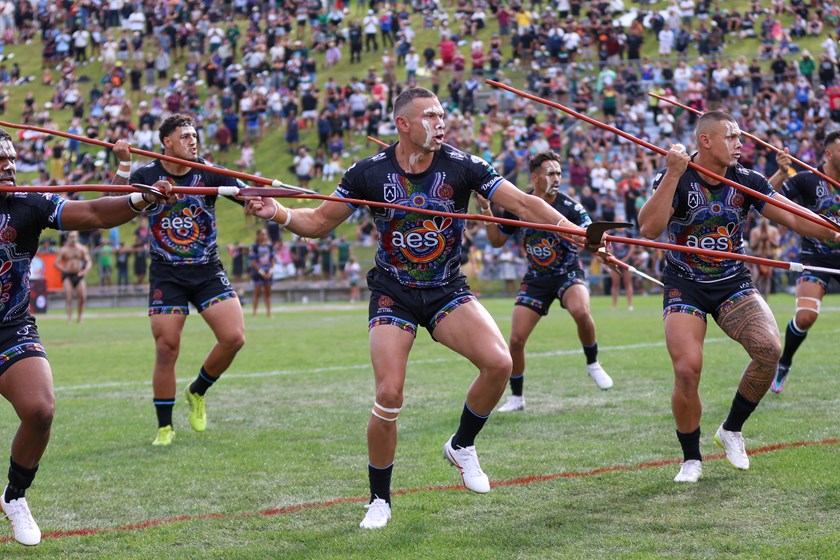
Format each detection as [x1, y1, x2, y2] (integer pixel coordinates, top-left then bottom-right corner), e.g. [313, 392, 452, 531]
[799, 50, 816, 85]
[98, 240, 113, 287]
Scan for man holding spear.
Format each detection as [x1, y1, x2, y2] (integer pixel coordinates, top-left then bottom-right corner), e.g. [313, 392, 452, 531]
[638, 111, 840, 483]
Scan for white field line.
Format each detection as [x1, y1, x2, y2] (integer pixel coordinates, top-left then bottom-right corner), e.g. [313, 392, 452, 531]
[51, 338, 707, 393]
[52, 325, 840, 394]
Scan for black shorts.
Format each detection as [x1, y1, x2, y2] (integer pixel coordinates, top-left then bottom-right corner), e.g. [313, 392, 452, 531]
[662, 269, 758, 323]
[796, 253, 840, 291]
[514, 268, 586, 317]
[62, 272, 83, 288]
[252, 271, 273, 285]
[149, 261, 238, 316]
[0, 318, 47, 376]
[366, 268, 476, 337]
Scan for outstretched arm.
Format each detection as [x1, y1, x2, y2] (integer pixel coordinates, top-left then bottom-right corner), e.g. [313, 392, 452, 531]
[247, 196, 354, 239]
[761, 193, 840, 243]
[59, 180, 175, 231]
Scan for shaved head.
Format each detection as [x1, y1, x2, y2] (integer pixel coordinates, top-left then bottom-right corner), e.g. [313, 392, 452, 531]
[695, 110, 737, 140]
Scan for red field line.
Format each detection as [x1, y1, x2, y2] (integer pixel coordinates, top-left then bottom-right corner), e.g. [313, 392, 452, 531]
[21, 437, 838, 543]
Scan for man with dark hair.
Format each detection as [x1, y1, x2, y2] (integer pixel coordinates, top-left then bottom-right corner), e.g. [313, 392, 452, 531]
[638, 111, 840, 483]
[111, 113, 247, 447]
[769, 131, 840, 393]
[0, 129, 172, 545]
[246, 88, 590, 529]
[481, 150, 613, 414]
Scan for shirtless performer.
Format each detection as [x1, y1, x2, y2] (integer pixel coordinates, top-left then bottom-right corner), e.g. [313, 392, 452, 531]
[748, 216, 780, 300]
[54, 232, 91, 323]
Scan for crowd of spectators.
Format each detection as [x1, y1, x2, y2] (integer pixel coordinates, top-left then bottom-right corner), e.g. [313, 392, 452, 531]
[2, 0, 838, 295]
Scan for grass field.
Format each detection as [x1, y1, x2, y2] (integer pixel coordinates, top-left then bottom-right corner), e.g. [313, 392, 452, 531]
[0, 292, 837, 558]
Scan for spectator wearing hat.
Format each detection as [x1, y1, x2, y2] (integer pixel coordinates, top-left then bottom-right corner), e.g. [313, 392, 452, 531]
[799, 50, 815, 85]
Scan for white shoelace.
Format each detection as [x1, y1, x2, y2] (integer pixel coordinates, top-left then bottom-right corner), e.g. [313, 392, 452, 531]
[453, 446, 485, 476]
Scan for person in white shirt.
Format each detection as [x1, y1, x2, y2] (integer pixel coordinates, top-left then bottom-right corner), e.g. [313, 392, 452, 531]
[72, 28, 91, 63]
[658, 24, 675, 56]
[127, 9, 145, 34]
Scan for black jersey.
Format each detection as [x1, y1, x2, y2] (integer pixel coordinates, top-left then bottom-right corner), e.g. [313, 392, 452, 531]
[651, 159, 776, 282]
[497, 191, 590, 279]
[0, 193, 64, 324]
[781, 166, 840, 256]
[335, 143, 504, 288]
[131, 158, 246, 266]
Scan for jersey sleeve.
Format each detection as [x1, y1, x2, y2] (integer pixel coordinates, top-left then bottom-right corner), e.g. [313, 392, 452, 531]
[562, 193, 591, 227]
[466, 154, 505, 200]
[781, 172, 806, 203]
[650, 167, 679, 211]
[741, 167, 777, 213]
[37, 193, 67, 231]
[334, 158, 368, 210]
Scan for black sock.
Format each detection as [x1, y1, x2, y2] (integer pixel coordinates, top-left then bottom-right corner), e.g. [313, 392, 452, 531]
[509, 375, 524, 397]
[154, 399, 175, 428]
[190, 367, 218, 396]
[583, 343, 598, 365]
[779, 320, 808, 367]
[722, 391, 758, 433]
[368, 463, 393, 505]
[452, 403, 489, 449]
[676, 427, 702, 462]
[6, 457, 38, 502]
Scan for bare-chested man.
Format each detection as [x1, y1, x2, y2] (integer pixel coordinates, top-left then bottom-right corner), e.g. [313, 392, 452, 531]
[54, 231, 91, 323]
[748, 216, 780, 300]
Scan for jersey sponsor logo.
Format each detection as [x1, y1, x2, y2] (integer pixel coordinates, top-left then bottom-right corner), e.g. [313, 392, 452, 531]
[446, 148, 465, 160]
[159, 214, 196, 231]
[390, 217, 452, 263]
[526, 238, 559, 266]
[376, 295, 394, 313]
[685, 223, 738, 258]
[479, 178, 498, 193]
[0, 225, 16, 244]
[666, 288, 682, 305]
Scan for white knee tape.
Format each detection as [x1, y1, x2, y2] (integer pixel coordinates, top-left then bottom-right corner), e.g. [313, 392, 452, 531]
[371, 401, 401, 422]
[793, 297, 821, 331]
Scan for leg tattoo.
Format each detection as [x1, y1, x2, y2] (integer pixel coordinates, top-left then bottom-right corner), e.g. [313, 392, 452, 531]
[716, 295, 781, 403]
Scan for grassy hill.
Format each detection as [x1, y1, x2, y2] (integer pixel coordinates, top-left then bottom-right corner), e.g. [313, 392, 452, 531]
[2, 0, 824, 284]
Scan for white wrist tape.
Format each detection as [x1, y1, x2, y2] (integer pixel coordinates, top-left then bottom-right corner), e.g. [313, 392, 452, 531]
[128, 192, 145, 212]
[281, 208, 292, 227]
[116, 169, 130, 178]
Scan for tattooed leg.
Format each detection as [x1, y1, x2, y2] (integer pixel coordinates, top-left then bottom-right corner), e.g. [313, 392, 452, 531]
[716, 294, 782, 403]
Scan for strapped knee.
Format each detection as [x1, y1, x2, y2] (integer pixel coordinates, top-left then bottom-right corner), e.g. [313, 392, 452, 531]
[371, 401, 401, 422]
[793, 297, 821, 331]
